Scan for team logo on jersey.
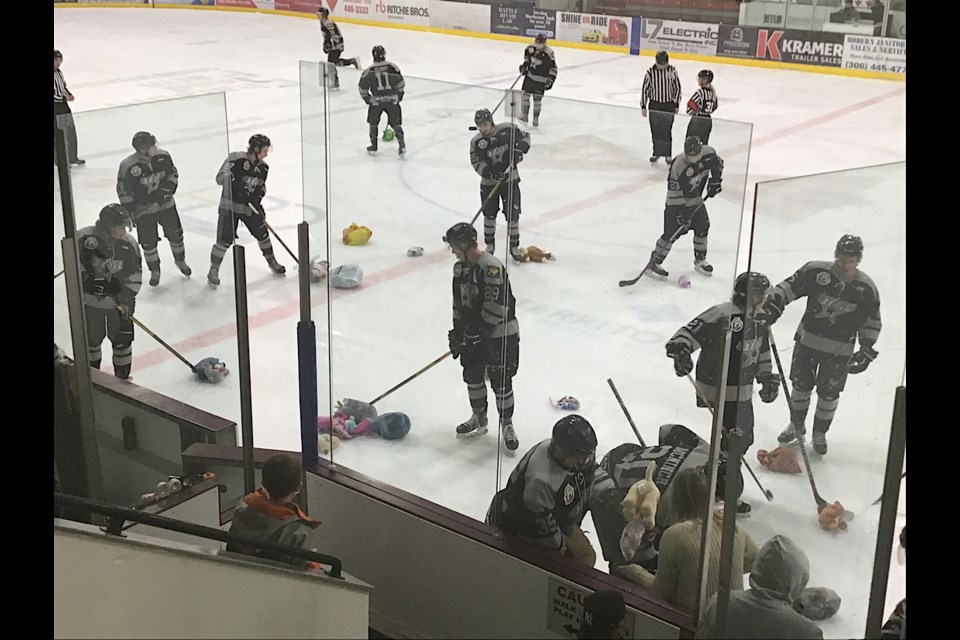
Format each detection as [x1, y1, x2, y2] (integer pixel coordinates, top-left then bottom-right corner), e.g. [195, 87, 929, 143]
[130, 166, 142, 177]
[84, 237, 99, 250]
[686, 167, 696, 177]
[478, 139, 488, 149]
[816, 272, 832, 286]
[730, 316, 744, 332]
[243, 161, 251, 171]
[563, 484, 575, 506]
[453, 263, 463, 276]
[486, 265, 500, 278]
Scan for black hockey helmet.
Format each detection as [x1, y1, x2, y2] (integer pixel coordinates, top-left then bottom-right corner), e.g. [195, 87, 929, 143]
[551, 415, 598, 457]
[534, 33, 547, 44]
[54, 49, 63, 60]
[698, 69, 714, 83]
[733, 271, 771, 308]
[97, 204, 133, 232]
[248, 134, 271, 153]
[132, 131, 157, 153]
[835, 234, 864, 260]
[684, 136, 703, 155]
[372, 45, 386, 62]
[317, 7, 329, 17]
[443, 222, 478, 249]
[655, 50, 669, 65]
[474, 108, 494, 127]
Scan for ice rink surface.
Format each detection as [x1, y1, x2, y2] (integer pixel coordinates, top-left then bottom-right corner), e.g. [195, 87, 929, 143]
[54, 7, 906, 636]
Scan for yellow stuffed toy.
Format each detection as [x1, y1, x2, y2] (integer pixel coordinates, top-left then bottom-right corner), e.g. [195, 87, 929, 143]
[620, 462, 660, 530]
[318, 433, 341, 455]
[520, 245, 555, 263]
[342, 223, 373, 246]
[563, 526, 597, 568]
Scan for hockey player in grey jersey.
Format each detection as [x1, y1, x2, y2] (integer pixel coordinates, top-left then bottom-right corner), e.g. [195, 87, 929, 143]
[77, 204, 143, 379]
[444, 222, 520, 451]
[117, 131, 191, 287]
[317, 7, 359, 90]
[358, 46, 406, 156]
[207, 134, 285, 287]
[487, 415, 598, 566]
[759, 235, 883, 454]
[469, 108, 531, 261]
[644, 136, 723, 279]
[518, 33, 557, 127]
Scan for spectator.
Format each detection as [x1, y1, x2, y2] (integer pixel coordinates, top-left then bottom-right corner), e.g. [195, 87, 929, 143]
[871, 0, 887, 24]
[579, 590, 626, 640]
[227, 454, 322, 570]
[613, 466, 757, 612]
[53, 50, 84, 166]
[842, 0, 862, 23]
[697, 535, 823, 639]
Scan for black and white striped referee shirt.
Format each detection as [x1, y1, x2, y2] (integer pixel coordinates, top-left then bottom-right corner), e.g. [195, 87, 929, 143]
[641, 64, 681, 108]
[54, 69, 70, 103]
[687, 87, 718, 117]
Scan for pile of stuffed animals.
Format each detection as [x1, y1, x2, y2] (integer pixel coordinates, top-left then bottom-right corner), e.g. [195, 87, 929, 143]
[318, 410, 412, 454]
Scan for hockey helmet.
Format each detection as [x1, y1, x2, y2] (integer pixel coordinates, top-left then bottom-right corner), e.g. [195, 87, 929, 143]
[733, 271, 771, 309]
[132, 131, 157, 153]
[54, 49, 63, 60]
[443, 222, 477, 249]
[372, 45, 386, 62]
[835, 234, 864, 261]
[534, 33, 547, 44]
[698, 69, 714, 83]
[684, 136, 703, 156]
[317, 7, 329, 18]
[97, 204, 133, 232]
[551, 415, 598, 457]
[474, 108, 494, 127]
[655, 50, 669, 65]
[248, 134, 271, 153]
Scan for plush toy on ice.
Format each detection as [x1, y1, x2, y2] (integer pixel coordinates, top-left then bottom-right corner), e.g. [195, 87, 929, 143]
[757, 445, 801, 474]
[318, 410, 411, 445]
[518, 245, 555, 263]
[307, 257, 364, 289]
[194, 357, 229, 384]
[342, 223, 373, 246]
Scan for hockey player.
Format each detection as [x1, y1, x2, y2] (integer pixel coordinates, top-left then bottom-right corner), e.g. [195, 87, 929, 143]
[317, 7, 359, 90]
[518, 33, 557, 127]
[117, 131, 191, 287]
[761, 235, 882, 455]
[207, 134, 285, 288]
[665, 272, 780, 503]
[643, 136, 723, 279]
[358, 45, 406, 157]
[486, 415, 598, 566]
[685, 69, 718, 146]
[469, 108, 531, 261]
[444, 222, 520, 451]
[78, 204, 143, 379]
[641, 50, 682, 163]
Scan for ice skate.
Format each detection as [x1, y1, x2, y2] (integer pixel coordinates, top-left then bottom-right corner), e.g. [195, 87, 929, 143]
[456, 412, 489, 438]
[510, 247, 523, 263]
[485, 242, 495, 255]
[532, 117, 539, 128]
[812, 430, 828, 455]
[207, 267, 220, 289]
[502, 422, 519, 451]
[649, 155, 659, 163]
[148, 269, 161, 287]
[778, 423, 806, 444]
[398, 142, 406, 158]
[366, 143, 377, 156]
[267, 257, 287, 276]
[695, 259, 714, 276]
[646, 263, 669, 280]
[518, 115, 529, 125]
[737, 500, 752, 515]
[175, 260, 192, 277]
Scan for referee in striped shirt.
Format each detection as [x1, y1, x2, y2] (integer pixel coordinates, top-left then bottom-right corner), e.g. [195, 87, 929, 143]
[686, 69, 718, 146]
[640, 50, 682, 164]
[54, 50, 84, 166]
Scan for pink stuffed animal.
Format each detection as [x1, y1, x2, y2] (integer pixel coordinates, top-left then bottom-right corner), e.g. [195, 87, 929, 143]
[317, 412, 373, 440]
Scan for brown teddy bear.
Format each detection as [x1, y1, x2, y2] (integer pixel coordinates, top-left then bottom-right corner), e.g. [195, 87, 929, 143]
[757, 445, 802, 474]
[817, 501, 849, 532]
[520, 245, 555, 263]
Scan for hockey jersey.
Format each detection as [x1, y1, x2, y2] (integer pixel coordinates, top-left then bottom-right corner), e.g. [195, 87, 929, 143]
[666, 145, 724, 211]
[470, 123, 531, 186]
[768, 260, 882, 356]
[488, 438, 594, 551]
[687, 87, 718, 117]
[521, 44, 557, 93]
[117, 150, 179, 220]
[216, 151, 268, 218]
[452, 252, 519, 341]
[358, 61, 405, 105]
[77, 224, 143, 310]
[320, 17, 344, 53]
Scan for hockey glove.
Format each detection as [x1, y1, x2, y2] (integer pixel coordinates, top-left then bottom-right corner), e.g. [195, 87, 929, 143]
[848, 345, 878, 374]
[512, 150, 524, 165]
[754, 300, 783, 327]
[519, 62, 530, 75]
[117, 303, 134, 322]
[448, 329, 462, 360]
[758, 374, 781, 403]
[491, 170, 507, 182]
[545, 79, 554, 91]
[667, 345, 694, 377]
[249, 195, 264, 213]
[706, 178, 723, 199]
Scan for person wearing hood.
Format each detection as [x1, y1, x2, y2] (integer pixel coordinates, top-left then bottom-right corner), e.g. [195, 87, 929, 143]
[697, 534, 823, 639]
[227, 454, 322, 570]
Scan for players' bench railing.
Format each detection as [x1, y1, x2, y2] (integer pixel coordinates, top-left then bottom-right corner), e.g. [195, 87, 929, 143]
[53, 492, 343, 579]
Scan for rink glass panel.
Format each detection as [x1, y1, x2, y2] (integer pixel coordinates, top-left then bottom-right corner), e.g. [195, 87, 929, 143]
[728, 162, 906, 639]
[55, 95, 248, 476]
[55, 161, 72, 359]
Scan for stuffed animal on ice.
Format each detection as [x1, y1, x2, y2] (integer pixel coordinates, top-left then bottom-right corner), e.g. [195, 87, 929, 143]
[317, 411, 411, 444]
[342, 223, 373, 246]
[318, 433, 341, 455]
[194, 357, 229, 384]
[307, 258, 364, 289]
[757, 445, 802, 474]
[794, 587, 842, 621]
[817, 501, 849, 532]
[309, 258, 329, 284]
[620, 462, 660, 530]
[318, 413, 374, 440]
[519, 245, 555, 263]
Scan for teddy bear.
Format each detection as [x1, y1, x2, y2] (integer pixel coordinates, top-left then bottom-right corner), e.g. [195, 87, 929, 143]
[194, 357, 229, 384]
[620, 462, 660, 531]
[318, 433, 341, 455]
[342, 223, 373, 246]
[817, 501, 848, 532]
[520, 245, 555, 263]
[757, 445, 802, 474]
[318, 412, 374, 441]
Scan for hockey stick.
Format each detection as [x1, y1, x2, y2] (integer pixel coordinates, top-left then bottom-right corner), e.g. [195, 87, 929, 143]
[54, 270, 64, 279]
[124, 309, 198, 373]
[468, 73, 524, 131]
[249, 203, 299, 266]
[872, 471, 906, 505]
[469, 169, 513, 226]
[340, 351, 453, 416]
[618, 199, 709, 288]
[607, 378, 646, 447]
[685, 373, 773, 501]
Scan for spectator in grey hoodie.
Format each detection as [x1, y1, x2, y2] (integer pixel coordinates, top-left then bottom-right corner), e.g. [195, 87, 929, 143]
[696, 534, 823, 639]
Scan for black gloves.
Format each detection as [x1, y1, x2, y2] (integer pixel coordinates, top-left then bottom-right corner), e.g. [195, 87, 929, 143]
[86, 277, 122, 298]
[512, 150, 524, 165]
[758, 374, 780, 403]
[848, 345, 878, 374]
[448, 329, 462, 359]
[707, 178, 723, 198]
[519, 61, 530, 74]
[545, 79, 554, 91]
[667, 344, 694, 377]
